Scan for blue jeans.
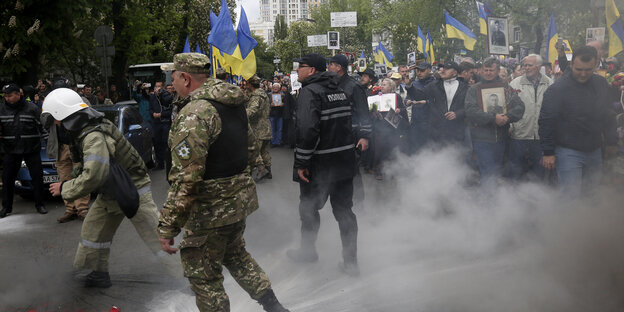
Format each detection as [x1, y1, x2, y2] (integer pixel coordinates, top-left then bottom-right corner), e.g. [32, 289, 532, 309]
[269, 116, 283, 145]
[473, 141, 506, 188]
[509, 139, 545, 180]
[555, 146, 602, 196]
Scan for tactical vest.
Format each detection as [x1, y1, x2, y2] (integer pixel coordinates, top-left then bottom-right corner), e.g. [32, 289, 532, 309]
[70, 119, 147, 179]
[203, 100, 248, 179]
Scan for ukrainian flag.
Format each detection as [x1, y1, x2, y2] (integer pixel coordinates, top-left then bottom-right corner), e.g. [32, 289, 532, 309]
[476, 1, 490, 35]
[444, 11, 477, 51]
[546, 14, 558, 65]
[417, 26, 429, 60]
[427, 30, 435, 63]
[235, 7, 258, 79]
[606, 0, 624, 57]
[375, 42, 394, 68]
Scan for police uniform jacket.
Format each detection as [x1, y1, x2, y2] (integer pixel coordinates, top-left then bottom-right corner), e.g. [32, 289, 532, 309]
[338, 74, 372, 140]
[0, 97, 42, 154]
[294, 71, 355, 182]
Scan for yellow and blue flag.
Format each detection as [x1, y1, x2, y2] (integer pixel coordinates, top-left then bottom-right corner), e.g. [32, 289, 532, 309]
[606, 0, 624, 57]
[475, 1, 491, 35]
[427, 30, 435, 64]
[235, 7, 258, 79]
[444, 11, 477, 51]
[417, 26, 429, 59]
[208, 0, 239, 55]
[546, 14, 558, 65]
[375, 42, 393, 68]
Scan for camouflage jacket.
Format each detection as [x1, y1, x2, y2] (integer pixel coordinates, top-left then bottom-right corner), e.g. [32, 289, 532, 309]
[158, 78, 259, 239]
[246, 88, 272, 140]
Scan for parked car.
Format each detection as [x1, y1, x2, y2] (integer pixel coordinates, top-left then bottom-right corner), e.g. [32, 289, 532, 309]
[15, 100, 154, 198]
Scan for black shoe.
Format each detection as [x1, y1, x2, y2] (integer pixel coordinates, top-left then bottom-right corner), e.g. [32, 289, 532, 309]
[257, 289, 290, 312]
[85, 271, 112, 288]
[286, 248, 318, 263]
[0, 207, 9, 218]
[35, 205, 48, 214]
[338, 261, 360, 277]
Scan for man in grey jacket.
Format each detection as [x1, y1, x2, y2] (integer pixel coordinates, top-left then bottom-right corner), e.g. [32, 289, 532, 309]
[509, 54, 552, 181]
[465, 57, 525, 187]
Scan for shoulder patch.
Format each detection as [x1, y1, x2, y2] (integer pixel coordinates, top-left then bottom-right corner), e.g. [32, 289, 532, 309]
[174, 139, 192, 160]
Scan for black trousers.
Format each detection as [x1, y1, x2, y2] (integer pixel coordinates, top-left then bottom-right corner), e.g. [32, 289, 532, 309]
[152, 122, 171, 169]
[3, 151, 43, 208]
[298, 177, 358, 263]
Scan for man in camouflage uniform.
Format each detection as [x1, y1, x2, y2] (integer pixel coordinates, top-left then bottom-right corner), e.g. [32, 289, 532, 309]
[43, 88, 166, 288]
[244, 75, 273, 181]
[157, 53, 289, 312]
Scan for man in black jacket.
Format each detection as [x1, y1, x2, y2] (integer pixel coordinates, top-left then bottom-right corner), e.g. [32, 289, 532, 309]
[148, 81, 173, 170]
[418, 61, 469, 145]
[0, 83, 46, 217]
[539, 46, 617, 195]
[288, 53, 359, 276]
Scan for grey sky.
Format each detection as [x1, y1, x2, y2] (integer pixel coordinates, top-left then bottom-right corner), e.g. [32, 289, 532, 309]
[235, 0, 261, 25]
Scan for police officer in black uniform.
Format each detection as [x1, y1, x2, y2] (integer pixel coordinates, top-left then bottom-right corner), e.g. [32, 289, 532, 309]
[287, 53, 360, 276]
[149, 82, 173, 170]
[0, 83, 46, 218]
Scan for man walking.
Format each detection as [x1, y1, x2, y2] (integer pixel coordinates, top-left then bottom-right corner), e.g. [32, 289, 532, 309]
[540, 46, 617, 195]
[509, 54, 552, 181]
[157, 53, 289, 312]
[244, 75, 273, 180]
[288, 53, 359, 276]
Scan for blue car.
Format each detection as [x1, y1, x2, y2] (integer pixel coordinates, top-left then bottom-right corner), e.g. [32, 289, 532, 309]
[15, 100, 154, 198]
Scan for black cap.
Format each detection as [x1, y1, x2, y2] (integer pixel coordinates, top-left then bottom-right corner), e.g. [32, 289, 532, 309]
[294, 53, 326, 72]
[439, 61, 460, 72]
[416, 62, 432, 70]
[328, 54, 348, 69]
[2, 83, 20, 94]
[358, 68, 378, 84]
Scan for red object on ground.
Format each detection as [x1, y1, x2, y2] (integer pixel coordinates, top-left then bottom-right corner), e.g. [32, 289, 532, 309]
[110, 307, 121, 312]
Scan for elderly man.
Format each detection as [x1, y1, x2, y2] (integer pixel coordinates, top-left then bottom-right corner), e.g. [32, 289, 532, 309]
[508, 54, 553, 181]
[540, 46, 617, 196]
[157, 54, 289, 312]
[465, 57, 525, 187]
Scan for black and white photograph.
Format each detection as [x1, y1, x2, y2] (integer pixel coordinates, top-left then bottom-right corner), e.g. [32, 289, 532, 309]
[407, 52, 416, 67]
[487, 17, 509, 55]
[358, 58, 366, 70]
[586, 27, 605, 44]
[477, 83, 506, 114]
[327, 31, 340, 49]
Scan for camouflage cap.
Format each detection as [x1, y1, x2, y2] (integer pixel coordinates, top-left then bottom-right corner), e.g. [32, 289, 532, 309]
[215, 67, 227, 75]
[247, 75, 261, 84]
[161, 53, 211, 74]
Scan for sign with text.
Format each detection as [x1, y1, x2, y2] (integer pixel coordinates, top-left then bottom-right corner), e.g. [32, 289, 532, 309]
[328, 31, 340, 49]
[330, 12, 357, 27]
[307, 35, 328, 47]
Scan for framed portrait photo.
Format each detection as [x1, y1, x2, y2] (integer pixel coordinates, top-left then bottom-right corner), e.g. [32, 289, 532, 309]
[477, 83, 506, 114]
[487, 17, 509, 55]
[407, 52, 416, 67]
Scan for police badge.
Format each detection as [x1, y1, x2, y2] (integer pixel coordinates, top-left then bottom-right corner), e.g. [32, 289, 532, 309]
[174, 140, 192, 160]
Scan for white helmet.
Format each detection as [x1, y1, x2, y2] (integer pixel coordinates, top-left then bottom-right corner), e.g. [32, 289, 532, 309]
[42, 88, 89, 121]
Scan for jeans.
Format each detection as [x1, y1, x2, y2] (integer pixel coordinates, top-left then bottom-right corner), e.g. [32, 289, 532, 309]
[555, 146, 602, 196]
[473, 141, 506, 188]
[508, 139, 545, 180]
[269, 116, 283, 145]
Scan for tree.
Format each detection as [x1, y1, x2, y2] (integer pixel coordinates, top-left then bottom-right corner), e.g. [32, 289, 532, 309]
[271, 21, 323, 73]
[253, 34, 276, 79]
[274, 15, 288, 41]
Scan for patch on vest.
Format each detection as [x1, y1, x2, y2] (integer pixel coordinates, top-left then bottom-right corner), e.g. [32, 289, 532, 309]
[174, 140, 192, 160]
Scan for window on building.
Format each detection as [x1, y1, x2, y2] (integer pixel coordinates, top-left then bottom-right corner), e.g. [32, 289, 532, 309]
[513, 26, 521, 43]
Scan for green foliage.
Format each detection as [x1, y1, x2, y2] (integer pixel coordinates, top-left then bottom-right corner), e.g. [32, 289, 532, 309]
[274, 15, 288, 41]
[271, 21, 331, 73]
[253, 34, 276, 79]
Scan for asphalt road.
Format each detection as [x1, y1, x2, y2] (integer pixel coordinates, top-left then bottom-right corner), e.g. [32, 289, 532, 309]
[1, 146, 623, 312]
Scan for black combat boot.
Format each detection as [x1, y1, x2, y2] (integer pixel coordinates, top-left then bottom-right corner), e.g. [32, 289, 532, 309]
[0, 206, 10, 218]
[85, 271, 112, 288]
[257, 289, 290, 312]
[35, 205, 48, 214]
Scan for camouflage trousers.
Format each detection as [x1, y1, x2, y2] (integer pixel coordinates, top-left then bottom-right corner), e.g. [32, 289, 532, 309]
[73, 188, 162, 272]
[180, 219, 272, 312]
[259, 139, 271, 168]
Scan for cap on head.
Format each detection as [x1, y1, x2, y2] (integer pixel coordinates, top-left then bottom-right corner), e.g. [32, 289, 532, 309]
[2, 83, 20, 94]
[390, 72, 402, 80]
[247, 75, 261, 85]
[416, 62, 432, 70]
[358, 68, 378, 83]
[42, 88, 89, 121]
[439, 61, 460, 72]
[294, 53, 326, 72]
[328, 54, 348, 70]
[161, 53, 211, 74]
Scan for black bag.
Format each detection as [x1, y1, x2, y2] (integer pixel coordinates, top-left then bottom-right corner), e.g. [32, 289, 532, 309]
[101, 156, 140, 218]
